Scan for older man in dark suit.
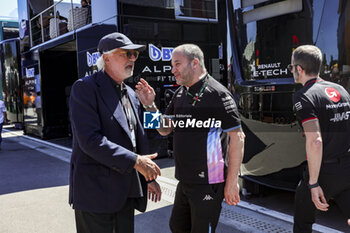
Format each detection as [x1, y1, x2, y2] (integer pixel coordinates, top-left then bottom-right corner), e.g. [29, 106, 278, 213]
[69, 32, 161, 233]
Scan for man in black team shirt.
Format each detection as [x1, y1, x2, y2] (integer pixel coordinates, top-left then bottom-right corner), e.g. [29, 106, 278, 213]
[291, 45, 350, 232]
[136, 44, 245, 233]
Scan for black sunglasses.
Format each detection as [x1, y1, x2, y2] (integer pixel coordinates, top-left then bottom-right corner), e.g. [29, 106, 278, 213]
[113, 50, 140, 60]
[287, 64, 303, 72]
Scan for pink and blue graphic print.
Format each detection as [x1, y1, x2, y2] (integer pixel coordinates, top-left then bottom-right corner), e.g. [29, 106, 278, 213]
[207, 127, 224, 184]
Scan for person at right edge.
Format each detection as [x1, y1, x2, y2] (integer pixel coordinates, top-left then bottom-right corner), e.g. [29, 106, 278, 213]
[136, 44, 245, 233]
[291, 45, 350, 232]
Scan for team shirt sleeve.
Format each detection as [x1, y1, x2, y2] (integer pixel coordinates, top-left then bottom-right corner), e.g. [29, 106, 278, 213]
[293, 92, 318, 125]
[217, 91, 241, 132]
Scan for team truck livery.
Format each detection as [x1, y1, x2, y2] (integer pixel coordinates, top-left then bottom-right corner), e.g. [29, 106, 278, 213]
[16, 0, 227, 156]
[226, 0, 350, 193]
[0, 19, 21, 127]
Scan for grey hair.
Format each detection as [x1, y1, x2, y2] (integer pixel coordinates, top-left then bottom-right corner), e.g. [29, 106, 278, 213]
[174, 44, 206, 69]
[96, 48, 118, 71]
[293, 45, 322, 76]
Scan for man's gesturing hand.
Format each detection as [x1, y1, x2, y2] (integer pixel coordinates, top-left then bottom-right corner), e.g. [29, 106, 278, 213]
[135, 78, 156, 106]
[134, 153, 161, 181]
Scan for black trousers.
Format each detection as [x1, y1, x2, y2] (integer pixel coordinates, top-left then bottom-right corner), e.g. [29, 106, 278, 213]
[75, 198, 135, 233]
[294, 159, 350, 233]
[169, 182, 225, 233]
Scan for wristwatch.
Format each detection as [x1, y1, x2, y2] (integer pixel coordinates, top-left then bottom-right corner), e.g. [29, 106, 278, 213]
[308, 182, 319, 189]
[143, 102, 156, 109]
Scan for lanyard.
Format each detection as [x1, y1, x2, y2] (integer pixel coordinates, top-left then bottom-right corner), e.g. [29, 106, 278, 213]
[185, 77, 208, 106]
[121, 89, 137, 152]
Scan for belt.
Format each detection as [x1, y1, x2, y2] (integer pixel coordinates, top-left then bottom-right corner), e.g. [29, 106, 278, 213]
[322, 152, 350, 164]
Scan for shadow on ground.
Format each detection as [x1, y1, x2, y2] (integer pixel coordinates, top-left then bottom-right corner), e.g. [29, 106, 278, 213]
[0, 137, 69, 195]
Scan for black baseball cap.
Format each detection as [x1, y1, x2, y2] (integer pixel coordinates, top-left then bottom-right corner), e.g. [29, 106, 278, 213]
[98, 32, 146, 54]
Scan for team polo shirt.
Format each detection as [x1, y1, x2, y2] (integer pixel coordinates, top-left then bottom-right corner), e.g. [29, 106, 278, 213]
[165, 74, 241, 184]
[293, 78, 350, 161]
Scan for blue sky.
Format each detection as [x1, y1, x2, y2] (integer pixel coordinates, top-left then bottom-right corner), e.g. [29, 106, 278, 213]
[0, 0, 18, 19]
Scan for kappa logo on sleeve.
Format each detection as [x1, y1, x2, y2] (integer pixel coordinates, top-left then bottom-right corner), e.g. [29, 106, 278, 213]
[295, 102, 302, 111]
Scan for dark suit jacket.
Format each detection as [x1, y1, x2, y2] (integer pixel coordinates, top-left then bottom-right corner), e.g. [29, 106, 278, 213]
[69, 71, 148, 213]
